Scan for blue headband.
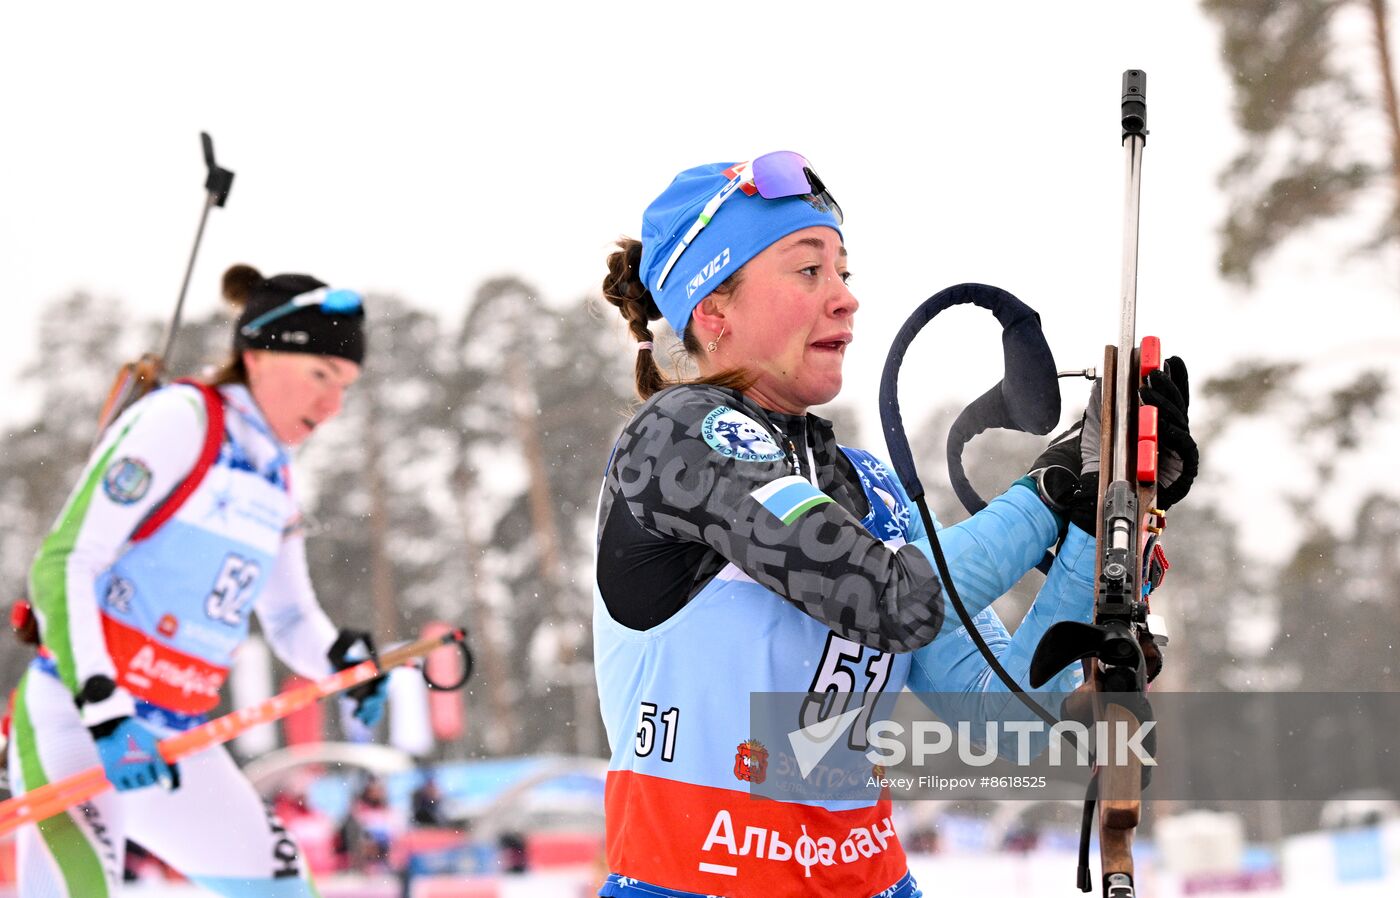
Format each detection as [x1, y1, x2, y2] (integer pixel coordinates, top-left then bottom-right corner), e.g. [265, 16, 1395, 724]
[638, 161, 843, 335]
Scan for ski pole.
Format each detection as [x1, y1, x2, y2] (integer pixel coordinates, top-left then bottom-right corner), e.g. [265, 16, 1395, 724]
[94, 132, 235, 438]
[0, 627, 465, 837]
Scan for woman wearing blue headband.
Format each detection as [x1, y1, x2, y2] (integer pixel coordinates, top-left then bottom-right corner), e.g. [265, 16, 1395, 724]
[8, 264, 386, 897]
[594, 153, 1197, 898]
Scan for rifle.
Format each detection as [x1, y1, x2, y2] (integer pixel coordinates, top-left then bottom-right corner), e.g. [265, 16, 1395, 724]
[1027, 69, 1164, 897]
[879, 70, 1166, 897]
[93, 132, 235, 438]
[8, 134, 234, 648]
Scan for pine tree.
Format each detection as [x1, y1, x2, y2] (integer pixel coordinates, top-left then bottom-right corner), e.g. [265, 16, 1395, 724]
[0, 293, 142, 690]
[447, 278, 629, 757]
[1202, 0, 1400, 284]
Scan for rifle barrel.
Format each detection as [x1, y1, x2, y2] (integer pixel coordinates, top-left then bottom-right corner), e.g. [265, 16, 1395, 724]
[1114, 132, 1145, 484]
[162, 191, 217, 362]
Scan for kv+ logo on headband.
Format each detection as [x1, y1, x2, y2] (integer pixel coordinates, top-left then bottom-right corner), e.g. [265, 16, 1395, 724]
[687, 248, 731, 299]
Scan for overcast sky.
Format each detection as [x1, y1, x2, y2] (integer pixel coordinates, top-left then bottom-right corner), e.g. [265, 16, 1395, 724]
[4, 1, 1398, 561]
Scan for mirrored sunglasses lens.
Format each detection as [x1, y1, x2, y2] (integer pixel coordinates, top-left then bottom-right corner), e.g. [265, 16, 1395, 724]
[321, 289, 363, 313]
[750, 151, 816, 199]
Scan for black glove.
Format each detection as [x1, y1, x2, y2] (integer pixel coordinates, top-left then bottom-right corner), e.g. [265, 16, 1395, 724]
[1025, 385, 1101, 535]
[1140, 355, 1198, 510]
[1028, 355, 1200, 530]
[328, 630, 388, 728]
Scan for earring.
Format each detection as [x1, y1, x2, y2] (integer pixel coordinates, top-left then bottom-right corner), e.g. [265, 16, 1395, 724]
[707, 325, 726, 353]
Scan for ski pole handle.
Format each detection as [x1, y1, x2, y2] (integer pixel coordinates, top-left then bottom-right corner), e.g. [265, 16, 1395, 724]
[0, 628, 465, 837]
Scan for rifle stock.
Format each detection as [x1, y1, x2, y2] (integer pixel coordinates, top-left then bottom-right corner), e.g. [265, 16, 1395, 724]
[94, 352, 165, 438]
[1090, 340, 1157, 896]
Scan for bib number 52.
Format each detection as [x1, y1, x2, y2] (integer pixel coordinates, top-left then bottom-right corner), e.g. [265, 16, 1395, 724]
[206, 553, 261, 626]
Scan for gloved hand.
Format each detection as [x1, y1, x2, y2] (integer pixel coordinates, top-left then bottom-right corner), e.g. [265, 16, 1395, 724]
[1140, 355, 1198, 510]
[78, 674, 179, 792]
[1024, 383, 1100, 534]
[1026, 355, 1199, 530]
[89, 716, 180, 792]
[329, 629, 388, 728]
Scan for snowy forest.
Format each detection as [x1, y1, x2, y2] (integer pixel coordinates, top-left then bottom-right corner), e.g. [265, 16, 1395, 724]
[1, 268, 1395, 837]
[2, 0, 1400, 848]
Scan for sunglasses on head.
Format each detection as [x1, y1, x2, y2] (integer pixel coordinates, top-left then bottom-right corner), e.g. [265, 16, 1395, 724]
[239, 287, 364, 338]
[654, 151, 842, 291]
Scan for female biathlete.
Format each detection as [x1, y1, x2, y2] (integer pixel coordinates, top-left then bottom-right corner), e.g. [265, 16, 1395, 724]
[8, 264, 386, 897]
[593, 152, 1197, 897]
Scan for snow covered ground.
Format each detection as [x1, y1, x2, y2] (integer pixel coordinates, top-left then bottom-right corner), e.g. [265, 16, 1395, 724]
[3, 846, 1397, 898]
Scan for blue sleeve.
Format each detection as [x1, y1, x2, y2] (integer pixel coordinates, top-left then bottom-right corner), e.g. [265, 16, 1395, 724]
[905, 482, 1061, 621]
[907, 507, 1098, 759]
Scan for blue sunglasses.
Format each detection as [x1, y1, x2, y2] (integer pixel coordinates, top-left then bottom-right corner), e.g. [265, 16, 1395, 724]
[239, 287, 363, 337]
[655, 151, 842, 291]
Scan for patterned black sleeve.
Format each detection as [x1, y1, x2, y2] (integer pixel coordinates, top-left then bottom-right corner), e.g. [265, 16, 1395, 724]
[603, 385, 944, 653]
